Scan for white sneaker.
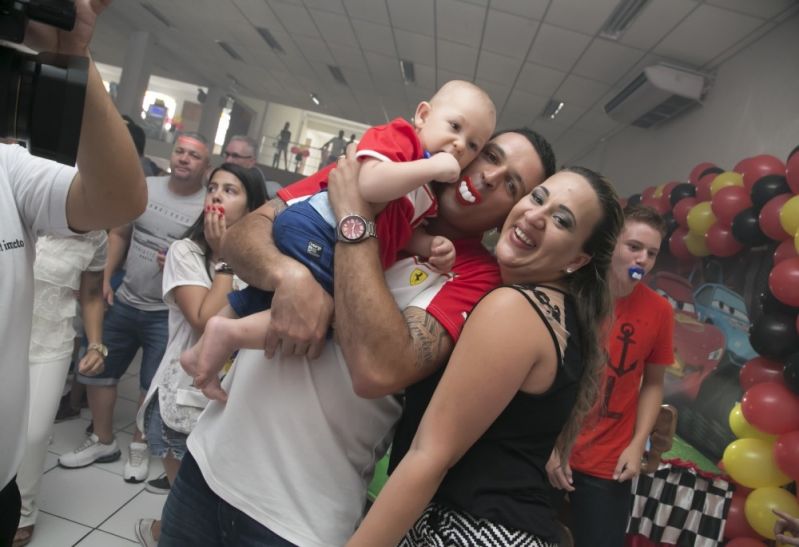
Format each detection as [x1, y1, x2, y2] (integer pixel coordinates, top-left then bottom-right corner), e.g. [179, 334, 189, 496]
[124, 442, 150, 483]
[134, 518, 158, 547]
[59, 434, 120, 468]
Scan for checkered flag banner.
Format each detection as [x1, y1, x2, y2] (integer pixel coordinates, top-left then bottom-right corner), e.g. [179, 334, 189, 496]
[626, 462, 733, 547]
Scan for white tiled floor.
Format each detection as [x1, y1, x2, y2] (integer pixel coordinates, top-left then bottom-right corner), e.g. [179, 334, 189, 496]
[24, 354, 166, 546]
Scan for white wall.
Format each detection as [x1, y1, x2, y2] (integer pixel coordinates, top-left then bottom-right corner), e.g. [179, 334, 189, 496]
[579, 13, 799, 197]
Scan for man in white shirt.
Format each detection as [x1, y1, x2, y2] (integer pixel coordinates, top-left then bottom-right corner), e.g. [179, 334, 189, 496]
[0, 1, 147, 543]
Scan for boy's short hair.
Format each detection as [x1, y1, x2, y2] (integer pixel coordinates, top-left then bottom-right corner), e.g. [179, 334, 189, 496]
[624, 204, 667, 238]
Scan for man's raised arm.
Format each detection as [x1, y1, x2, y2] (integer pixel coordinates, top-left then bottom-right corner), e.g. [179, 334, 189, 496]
[222, 198, 333, 358]
[327, 151, 454, 398]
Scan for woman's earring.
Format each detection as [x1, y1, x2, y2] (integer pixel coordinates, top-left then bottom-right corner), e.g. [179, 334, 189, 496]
[565, 267, 574, 274]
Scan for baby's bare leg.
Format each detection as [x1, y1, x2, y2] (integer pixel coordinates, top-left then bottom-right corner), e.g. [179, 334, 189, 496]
[180, 305, 238, 377]
[195, 309, 273, 380]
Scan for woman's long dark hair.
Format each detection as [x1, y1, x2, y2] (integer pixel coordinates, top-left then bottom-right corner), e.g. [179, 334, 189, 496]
[182, 162, 267, 271]
[556, 166, 624, 463]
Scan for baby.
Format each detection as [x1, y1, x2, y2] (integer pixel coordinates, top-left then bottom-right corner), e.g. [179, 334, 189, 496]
[181, 80, 496, 400]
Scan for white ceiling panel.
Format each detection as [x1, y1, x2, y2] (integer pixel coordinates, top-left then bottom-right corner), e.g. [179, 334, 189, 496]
[475, 79, 512, 111]
[544, 0, 619, 35]
[655, 4, 764, 67]
[437, 40, 480, 77]
[330, 44, 367, 69]
[267, 1, 318, 38]
[501, 88, 549, 128]
[387, 0, 435, 36]
[490, 0, 548, 21]
[554, 128, 602, 164]
[310, 10, 359, 48]
[294, 36, 336, 65]
[413, 64, 436, 91]
[573, 105, 621, 137]
[482, 9, 540, 59]
[555, 74, 610, 108]
[620, 0, 698, 51]
[405, 85, 437, 110]
[343, 0, 391, 26]
[572, 39, 644, 84]
[528, 118, 570, 142]
[438, 68, 473, 86]
[302, 0, 345, 15]
[515, 63, 568, 97]
[526, 24, 593, 72]
[436, 0, 488, 48]
[365, 52, 405, 88]
[352, 20, 397, 57]
[394, 30, 436, 66]
[476, 51, 524, 85]
[706, 0, 796, 19]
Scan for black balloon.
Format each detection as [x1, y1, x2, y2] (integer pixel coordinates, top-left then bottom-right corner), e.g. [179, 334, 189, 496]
[669, 183, 696, 207]
[784, 353, 799, 394]
[750, 313, 799, 361]
[731, 208, 770, 246]
[760, 289, 799, 318]
[751, 174, 790, 208]
[699, 166, 724, 180]
[627, 193, 642, 207]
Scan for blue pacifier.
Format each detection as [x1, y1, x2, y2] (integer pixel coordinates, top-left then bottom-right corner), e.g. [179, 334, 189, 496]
[628, 266, 645, 280]
[423, 150, 432, 159]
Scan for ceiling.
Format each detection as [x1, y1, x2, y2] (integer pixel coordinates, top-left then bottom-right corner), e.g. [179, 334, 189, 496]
[91, 0, 799, 163]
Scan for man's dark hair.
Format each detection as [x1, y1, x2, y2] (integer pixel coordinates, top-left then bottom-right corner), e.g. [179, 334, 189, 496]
[493, 128, 556, 179]
[122, 115, 146, 157]
[624, 203, 668, 238]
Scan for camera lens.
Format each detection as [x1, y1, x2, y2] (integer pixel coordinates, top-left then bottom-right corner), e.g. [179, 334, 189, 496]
[0, 46, 88, 165]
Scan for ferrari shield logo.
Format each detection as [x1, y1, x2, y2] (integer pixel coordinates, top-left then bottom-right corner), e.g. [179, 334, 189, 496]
[410, 268, 428, 286]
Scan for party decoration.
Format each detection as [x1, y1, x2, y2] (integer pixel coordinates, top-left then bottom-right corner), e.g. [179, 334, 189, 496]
[759, 288, 799, 319]
[669, 183, 696, 206]
[779, 195, 799, 238]
[668, 227, 693, 261]
[732, 208, 770, 247]
[744, 486, 799, 539]
[728, 402, 776, 442]
[774, 239, 799, 265]
[712, 185, 751, 227]
[724, 488, 762, 541]
[696, 171, 717, 202]
[773, 430, 799, 481]
[740, 154, 786, 193]
[749, 313, 799, 360]
[710, 171, 744, 196]
[706, 223, 743, 257]
[673, 197, 698, 228]
[768, 257, 799, 308]
[758, 194, 792, 241]
[627, 193, 642, 207]
[722, 438, 791, 488]
[684, 230, 710, 257]
[751, 175, 790, 209]
[687, 201, 716, 235]
[787, 145, 799, 194]
[784, 352, 799, 394]
[741, 381, 799, 435]
[690, 162, 719, 185]
[740, 356, 786, 390]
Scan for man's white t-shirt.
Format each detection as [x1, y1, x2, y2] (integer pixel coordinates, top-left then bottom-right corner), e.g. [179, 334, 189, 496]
[0, 144, 76, 488]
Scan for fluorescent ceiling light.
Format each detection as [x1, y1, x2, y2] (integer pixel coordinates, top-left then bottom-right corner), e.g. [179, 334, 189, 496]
[255, 26, 285, 54]
[328, 65, 348, 85]
[400, 59, 415, 84]
[310, 93, 320, 105]
[600, 0, 652, 40]
[541, 99, 564, 120]
[216, 41, 243, 61]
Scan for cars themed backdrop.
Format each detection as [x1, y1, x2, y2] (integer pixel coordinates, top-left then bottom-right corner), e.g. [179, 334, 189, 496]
[623, 146, 799, 542]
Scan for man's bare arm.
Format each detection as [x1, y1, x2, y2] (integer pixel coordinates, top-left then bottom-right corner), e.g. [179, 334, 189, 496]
[222, 197, 333, 358]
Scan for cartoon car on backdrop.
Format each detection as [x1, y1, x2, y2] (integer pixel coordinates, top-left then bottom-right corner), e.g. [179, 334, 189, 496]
[648, 272, 726, 401]
[692, 283, 757, 366]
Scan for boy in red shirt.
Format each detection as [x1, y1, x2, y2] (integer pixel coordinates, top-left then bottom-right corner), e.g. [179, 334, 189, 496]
[547, 204, 674, 547]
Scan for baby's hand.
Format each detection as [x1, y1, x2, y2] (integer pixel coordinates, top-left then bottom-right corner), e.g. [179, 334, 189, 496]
[428, 152, 461, 183]
[428, 236, 456, 274]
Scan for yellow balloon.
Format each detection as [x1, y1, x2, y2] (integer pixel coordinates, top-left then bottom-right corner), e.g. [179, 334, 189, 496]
[687, 201, 716, 235]
[685, 230, 710, 257]
[780, 195, 799, 237]
[711, 171, 744, 196]
[744, 486, 799, 539]
[722, 438, 791, 488]
[728, 403, 777, 442]
[795, 228, 799, 254]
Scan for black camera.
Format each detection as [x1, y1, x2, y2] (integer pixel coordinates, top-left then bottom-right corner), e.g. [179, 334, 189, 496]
[1, 0, 89, 164]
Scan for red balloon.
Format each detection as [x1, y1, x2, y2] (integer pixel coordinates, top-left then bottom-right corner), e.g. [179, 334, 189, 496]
[741, 154, 786, 193]
[741, 382, 799, 435]
[706, 223, 744, 257]
[774, 239, 799, 267]
[740, 357, 786, 390]
[769, 257, 799, 308]
[726, 538, 766, 547]
[668, 227, 694, 261]
[660, 181, 680, 211]
[690, 162, 717, 185]
[787, 148, 799, 194]
[642, 197, 669, 215]
[724, 488, 762, 541]
[673, 197, 698, 228]
[642, 186, 656, 200]
[774, 431, 799, 481]
[696, 172, 716, 201]
[734, 156, 754, 174]
[758, 194, 792, 241]
[712, 186, 752, 227]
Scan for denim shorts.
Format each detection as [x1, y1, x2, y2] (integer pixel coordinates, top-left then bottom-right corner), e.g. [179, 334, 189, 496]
[78, 296, 169, 391]
[143, 396, 188, 460]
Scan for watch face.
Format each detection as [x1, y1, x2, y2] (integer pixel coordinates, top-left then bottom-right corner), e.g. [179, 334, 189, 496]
[341, 216, 366, 240]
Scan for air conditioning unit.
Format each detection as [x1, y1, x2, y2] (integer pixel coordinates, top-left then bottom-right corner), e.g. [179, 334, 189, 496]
[604, 63, 710, 128]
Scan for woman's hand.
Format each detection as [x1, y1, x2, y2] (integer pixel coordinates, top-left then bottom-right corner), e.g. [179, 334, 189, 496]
[204, 205, 227, 257]
[327, 144, 369, 220]
[613, 442, 644, 482]
[774, 508, 799, 545]
[546, 447, 575, 491]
